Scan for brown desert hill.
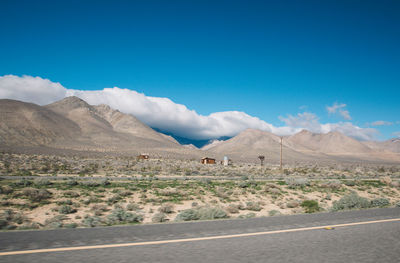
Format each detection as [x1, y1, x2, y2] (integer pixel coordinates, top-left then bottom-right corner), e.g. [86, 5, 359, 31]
[44, 96, 195, 154]
[205, 129, 319, 163]
[0, 97, 201, 157]
[363, 138, 400, 154]
[93, 103, 180, 145]
[0, 99, 80, 146]
[45, 96, 115, 136]
[205, 128, 400, 164]
[287, 129, 373, 155]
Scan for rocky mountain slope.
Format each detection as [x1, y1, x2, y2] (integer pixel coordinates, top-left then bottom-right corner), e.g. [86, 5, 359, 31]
[363, 139, 400, 154]
[204, 129, 400, 164]
[0, 99, 81, 147]
[286, 129, 372, 154]
[205, 129, 327, 163]
[0, 97, 200, 157]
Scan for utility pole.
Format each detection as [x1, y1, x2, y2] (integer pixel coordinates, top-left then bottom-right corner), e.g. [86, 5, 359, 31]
[258, 155, 265, 167]
[280, 137, 283, 171]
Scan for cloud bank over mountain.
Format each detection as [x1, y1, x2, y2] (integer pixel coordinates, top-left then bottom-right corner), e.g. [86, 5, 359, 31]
[0, 74, 378, 140]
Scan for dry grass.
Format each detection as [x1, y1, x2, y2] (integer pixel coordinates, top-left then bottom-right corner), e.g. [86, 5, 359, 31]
[0, 153, 399, 230]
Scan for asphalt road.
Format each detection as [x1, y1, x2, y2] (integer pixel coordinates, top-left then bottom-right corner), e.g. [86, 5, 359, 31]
[0, 208, 399, 263]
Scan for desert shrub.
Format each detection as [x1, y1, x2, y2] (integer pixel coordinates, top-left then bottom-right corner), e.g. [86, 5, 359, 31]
[285, 178, 310, 189]
[2, 209, 14, 221]
[396, 201, 400, 207]
[267, 188, 281, 195]
[16, 170, 33, 176]
[106, 208, 143, 225]
[107, 194, 123, 204]
[44, 215, 68, 228]
[47, 221, 63, 228]
[66, 179, 78, 186]
[268, 210, 281, 216]
[14, 179, 32, 187]
[216, 187, 230, 199]
[34, 178, 52, 186]
[82, 216, 102, 227]
[63, 191, 80, 198]
[264, 183, 280, 191]
[370, 198, 390, 208]
[158, 204, 174, 214]
[64, 223, 78, 228]
[119, 190, 132, 197]
[320, 180, 341, 190]
[82, 196, 101, 205]
[22, 188, 52, 202]
[237, 203, 247, 210]
[238, 212, 256, 219]
[0, 185, 13, 194]
[245, 201, 262, 211]
[0, 213, 18, 229]
[91, 204, 108, 216]
[344, 180, 356, 186]
[175, 209, 200, 221]
[18, 222, 40, 230]
[175, 207, 228, 221]
[126, 203, 141, 211]
[331, 193, 371, 211]
[238, 181, 250, 188]
[99, 178, 111, 186]
[59, 205, 77, 214]
[152, 213, 168, 223]
[197, 207, 228, 220]
[57, 199, 73, 205]
[301, 200, 320, 213]
[226, 204, 240, 214]
[286, 200, 300, 208]
[0, 218, 8, 229]
[0, 209, 27, 226]
[379, 176, 392, 185]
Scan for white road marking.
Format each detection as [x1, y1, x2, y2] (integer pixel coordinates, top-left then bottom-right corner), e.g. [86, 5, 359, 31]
[1, 217, 399, 256]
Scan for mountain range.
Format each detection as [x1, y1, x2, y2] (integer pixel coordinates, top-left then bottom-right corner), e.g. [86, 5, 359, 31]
[0, 97, 399, 164]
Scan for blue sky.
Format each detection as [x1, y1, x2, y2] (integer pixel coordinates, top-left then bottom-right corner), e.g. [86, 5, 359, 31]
[0, 0, 399, 140]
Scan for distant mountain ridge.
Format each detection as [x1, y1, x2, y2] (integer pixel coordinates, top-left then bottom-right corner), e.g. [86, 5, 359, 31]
[286, 129, 372, 154]
[205, 128, 400, 163]
[0, 97, 399, 163]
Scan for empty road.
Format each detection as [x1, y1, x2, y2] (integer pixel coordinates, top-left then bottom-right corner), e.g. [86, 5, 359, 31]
[0, 208, 399, 262]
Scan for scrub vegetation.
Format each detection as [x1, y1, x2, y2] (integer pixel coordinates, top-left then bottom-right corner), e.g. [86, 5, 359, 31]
[0, 153, 399, 230]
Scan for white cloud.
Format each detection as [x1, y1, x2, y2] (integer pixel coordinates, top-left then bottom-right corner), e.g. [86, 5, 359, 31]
[0, 74, 378, 141]
[67, 87, 281, 139]
[326, 102, 346, 114]
[370, 120, 393, 126]
[279, 112, 320, 131]
[326, 102, 351, 120]
[279, 112, 378, 141]
[393, 132, 400, 138]
[0, 75, 67, 105]
[339, 110, 351, 120]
